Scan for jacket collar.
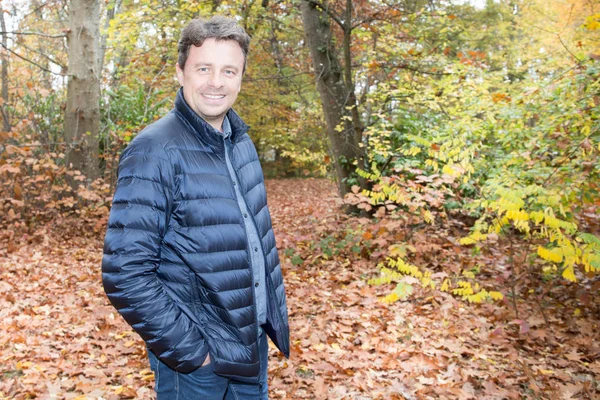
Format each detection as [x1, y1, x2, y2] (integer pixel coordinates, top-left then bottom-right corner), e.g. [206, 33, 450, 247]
[174, 88, 249, 149]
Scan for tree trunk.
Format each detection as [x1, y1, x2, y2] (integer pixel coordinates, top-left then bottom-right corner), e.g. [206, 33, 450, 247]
[0, 5, 10, 132]
[211, 0, 222, 12]
[99, 0, 121, 73]
[65, 0, 101, 181]
[300, 0, 363, 197]
[31, 0, 52, 91]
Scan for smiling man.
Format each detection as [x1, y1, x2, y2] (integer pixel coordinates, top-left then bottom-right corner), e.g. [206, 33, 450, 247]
[101, 16, 290, 399]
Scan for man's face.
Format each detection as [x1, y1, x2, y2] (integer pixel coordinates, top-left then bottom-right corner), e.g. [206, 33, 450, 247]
[176, 38, 245, 131]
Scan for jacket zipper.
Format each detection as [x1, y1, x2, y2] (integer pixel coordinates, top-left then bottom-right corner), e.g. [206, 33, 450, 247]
[224, 137, 263, 376]
[226, 138, 290, 356]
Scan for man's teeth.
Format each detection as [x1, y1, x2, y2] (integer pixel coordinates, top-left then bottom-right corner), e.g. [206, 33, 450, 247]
[205, 94, 225, 99]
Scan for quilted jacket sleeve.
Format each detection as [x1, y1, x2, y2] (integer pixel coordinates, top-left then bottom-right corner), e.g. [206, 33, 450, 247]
[101, 137, 208, 373]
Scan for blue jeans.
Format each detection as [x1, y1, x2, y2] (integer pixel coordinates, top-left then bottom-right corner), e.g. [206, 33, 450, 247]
[147, 331, 269, 399]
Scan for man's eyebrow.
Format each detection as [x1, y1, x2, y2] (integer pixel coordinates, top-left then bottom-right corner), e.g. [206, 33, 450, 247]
[192, 62, 211, 68]
[191, 62, 240, 71]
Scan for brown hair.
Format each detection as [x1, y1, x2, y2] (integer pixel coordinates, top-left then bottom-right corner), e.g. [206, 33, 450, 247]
[177, 16, 251, 72]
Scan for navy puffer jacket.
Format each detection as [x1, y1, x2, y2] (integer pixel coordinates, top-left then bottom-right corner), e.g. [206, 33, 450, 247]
[102, 89, 290, 383]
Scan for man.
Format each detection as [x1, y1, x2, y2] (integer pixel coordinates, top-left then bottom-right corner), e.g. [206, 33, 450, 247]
[102, 16, 290, 399]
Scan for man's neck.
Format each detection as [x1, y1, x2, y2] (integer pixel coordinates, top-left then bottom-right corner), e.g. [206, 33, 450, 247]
[208, 119, 224, 133]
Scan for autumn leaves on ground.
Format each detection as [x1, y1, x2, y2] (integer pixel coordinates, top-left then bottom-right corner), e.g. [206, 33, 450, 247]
[0, 179, 598, 400]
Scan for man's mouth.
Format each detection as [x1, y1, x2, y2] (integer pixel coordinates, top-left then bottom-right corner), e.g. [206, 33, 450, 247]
[203, 94, 225, 99]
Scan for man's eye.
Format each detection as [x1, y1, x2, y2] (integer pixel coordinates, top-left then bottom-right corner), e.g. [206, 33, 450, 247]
[225, 70, 236, 75]
[198, 67, 209, 72]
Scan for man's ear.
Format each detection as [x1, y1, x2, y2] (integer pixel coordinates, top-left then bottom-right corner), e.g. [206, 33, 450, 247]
[175, 63, 184, 87]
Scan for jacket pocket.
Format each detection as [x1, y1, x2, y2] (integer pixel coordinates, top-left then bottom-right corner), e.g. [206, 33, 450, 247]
[194, 279, 241, 343]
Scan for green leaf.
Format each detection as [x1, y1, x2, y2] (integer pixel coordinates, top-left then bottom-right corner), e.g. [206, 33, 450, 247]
[284, 248, 295, 257]
[393, 281, 414, 300]
[579, 233, 600, 247]
[291, 254, 303, 266]
[590, 255, 600, 270]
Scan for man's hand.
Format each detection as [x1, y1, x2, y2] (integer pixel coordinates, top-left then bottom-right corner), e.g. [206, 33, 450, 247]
[202, 354, 211, 367]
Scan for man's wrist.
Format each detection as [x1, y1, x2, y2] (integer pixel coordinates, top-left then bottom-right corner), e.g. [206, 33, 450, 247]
[201, 353, 211, 366]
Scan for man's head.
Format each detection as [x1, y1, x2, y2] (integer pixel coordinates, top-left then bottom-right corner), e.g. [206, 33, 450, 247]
[176, 17, 251, 131]
[177, 16, 250, 73]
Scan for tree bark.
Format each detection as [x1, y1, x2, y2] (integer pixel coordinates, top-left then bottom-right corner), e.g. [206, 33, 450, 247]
[300, 0, 363, 197]
[99, 0, 121, 73]
[0, 5, 10, 132]
[211, 0, 222, 12]
[65, 0, 101, 181]
[31, 0, 52, 91]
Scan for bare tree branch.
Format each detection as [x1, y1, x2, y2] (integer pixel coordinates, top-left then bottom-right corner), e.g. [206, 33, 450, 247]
[390, 62, 452, 76]
[303, 0, 344, 29]
[17, 42, 66, 70]
[245, 70, 313, 82]
[557, 34, 583, 63]
[0, 31, 66, 39]
[0, 42, 68, 76]
[21, 2, 49, 21]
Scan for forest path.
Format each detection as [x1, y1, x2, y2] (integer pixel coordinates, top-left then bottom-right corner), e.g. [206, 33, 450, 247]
[0, 179, 597, 399]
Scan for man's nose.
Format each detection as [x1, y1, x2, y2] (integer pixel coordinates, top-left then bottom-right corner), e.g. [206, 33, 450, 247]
[208, 71, 223, 88]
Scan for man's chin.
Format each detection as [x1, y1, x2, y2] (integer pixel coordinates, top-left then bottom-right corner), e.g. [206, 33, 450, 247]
[201, 113, 226, 121]
[195, 110, 228, 128]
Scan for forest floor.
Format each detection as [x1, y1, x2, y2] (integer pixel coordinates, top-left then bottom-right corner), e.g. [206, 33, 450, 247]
[0, 178, 598, 400]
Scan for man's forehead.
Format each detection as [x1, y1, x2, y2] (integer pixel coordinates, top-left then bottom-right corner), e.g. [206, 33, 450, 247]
[192, 38, 244, 52]
[195, 38, 242, 47]
[188, 39, 245, 64]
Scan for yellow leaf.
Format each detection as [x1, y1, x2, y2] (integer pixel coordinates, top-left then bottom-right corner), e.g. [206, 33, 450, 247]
[442, 164, 458, 177]
[539, 369, 555, 375]
[562, 266, 577, 282]
[422, 209, 434, 224]
[538, 246, 562, 263]
[460, 236, 476, 245]
[384, 292, 399, 304]
[440, 279, 450, 292]
[142, 373, 155, 381]
[584, 14, 600, 30]
[462, 270, 475, 279]
[489, 291, 504, 301]
[312, 343, 325, 351]
[388, 244, 408, 258]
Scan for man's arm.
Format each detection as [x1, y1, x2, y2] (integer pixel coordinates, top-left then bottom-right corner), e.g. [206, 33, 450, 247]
[101, 137, 208, 372]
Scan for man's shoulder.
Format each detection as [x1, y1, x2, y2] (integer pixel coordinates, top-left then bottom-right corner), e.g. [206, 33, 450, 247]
[124, 111, 186, 157]
[135, 111, 185, 145]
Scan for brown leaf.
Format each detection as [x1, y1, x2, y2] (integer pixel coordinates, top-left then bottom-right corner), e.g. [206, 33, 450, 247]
[13, 183, 22, 200]
[558, 383, 582, 399]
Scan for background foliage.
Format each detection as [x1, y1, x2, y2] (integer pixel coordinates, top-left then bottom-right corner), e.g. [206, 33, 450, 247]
[0, 0, 599, 397]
